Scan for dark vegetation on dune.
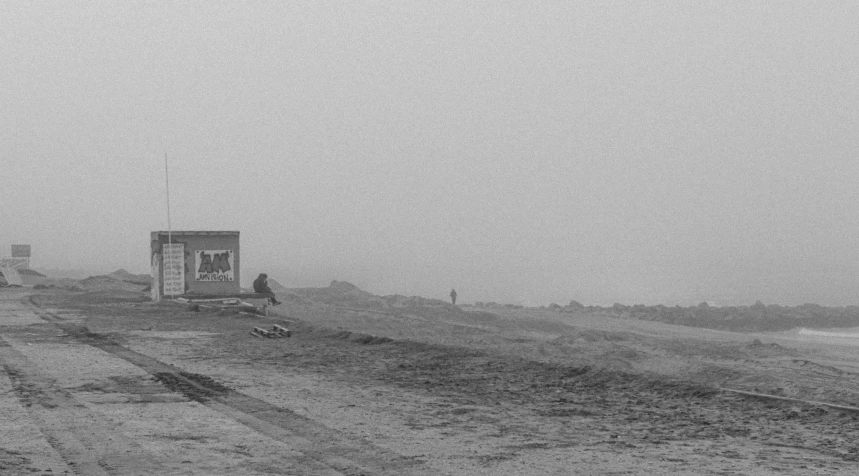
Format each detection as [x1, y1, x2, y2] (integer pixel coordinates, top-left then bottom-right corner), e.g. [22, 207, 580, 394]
[275, 280, 458, 313]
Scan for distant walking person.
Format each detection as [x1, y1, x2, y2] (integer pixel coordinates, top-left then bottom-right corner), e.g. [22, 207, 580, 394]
[450, 288, 457, 306]
[253, 273, 281, 305]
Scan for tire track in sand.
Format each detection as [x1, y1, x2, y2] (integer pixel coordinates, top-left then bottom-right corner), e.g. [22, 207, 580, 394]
[0, 337, 168, 475]
[26, 296, 420, 476]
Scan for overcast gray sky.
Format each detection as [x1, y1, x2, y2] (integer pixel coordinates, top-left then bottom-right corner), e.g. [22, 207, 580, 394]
[3, 1, 858, 306]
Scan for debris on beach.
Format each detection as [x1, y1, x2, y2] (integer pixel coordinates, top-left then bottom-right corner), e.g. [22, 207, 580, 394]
[250, 324, 291, 338]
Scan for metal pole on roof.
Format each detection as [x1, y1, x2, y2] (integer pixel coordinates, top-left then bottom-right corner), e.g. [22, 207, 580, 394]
[165, 153, 173, 298]
[165, 153, 172, 246]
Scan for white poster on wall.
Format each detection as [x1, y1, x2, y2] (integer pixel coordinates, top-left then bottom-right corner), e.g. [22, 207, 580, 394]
[163, 243, 185, 296]
[195, 249, 234, 282]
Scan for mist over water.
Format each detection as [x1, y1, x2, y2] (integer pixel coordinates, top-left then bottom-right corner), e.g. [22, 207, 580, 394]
[4, 3, 859, 308]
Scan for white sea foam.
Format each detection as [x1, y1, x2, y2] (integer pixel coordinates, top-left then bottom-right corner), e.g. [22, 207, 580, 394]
[796, 328, 859, 338]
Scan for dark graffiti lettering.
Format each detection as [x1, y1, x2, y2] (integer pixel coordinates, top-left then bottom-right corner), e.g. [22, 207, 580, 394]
[197, 251, 231, 274]
[211, 252, 231, 273]
[196, 273, 233, 282]
[195, 250, 234, 282]
[197, 252, 211, 273]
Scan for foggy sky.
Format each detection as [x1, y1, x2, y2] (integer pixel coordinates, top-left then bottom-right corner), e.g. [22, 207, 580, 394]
[3, 2, 859, 306]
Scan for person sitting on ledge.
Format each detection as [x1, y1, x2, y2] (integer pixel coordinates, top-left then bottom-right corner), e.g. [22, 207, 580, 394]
[253, 273, 281, 305]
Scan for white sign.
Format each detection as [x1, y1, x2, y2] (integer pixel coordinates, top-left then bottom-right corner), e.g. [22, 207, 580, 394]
[195, 249, 234, 282]
[163, 243, 185, 296]
[150, 252, 161, 302]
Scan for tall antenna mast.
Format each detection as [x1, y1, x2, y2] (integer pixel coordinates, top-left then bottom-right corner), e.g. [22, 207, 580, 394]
[165, 153, 172, 247]
[164, 153, 173, 298]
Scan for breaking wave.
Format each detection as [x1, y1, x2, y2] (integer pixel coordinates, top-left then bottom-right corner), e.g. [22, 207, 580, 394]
[796, 328, 859, 338]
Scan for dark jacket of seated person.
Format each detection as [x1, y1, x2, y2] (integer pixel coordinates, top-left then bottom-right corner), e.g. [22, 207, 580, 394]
[253, 273, 280, 304]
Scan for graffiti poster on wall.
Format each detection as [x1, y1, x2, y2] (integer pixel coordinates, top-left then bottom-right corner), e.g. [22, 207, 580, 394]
[196, 250, 234, 282]
[163, 243, 185, 296]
